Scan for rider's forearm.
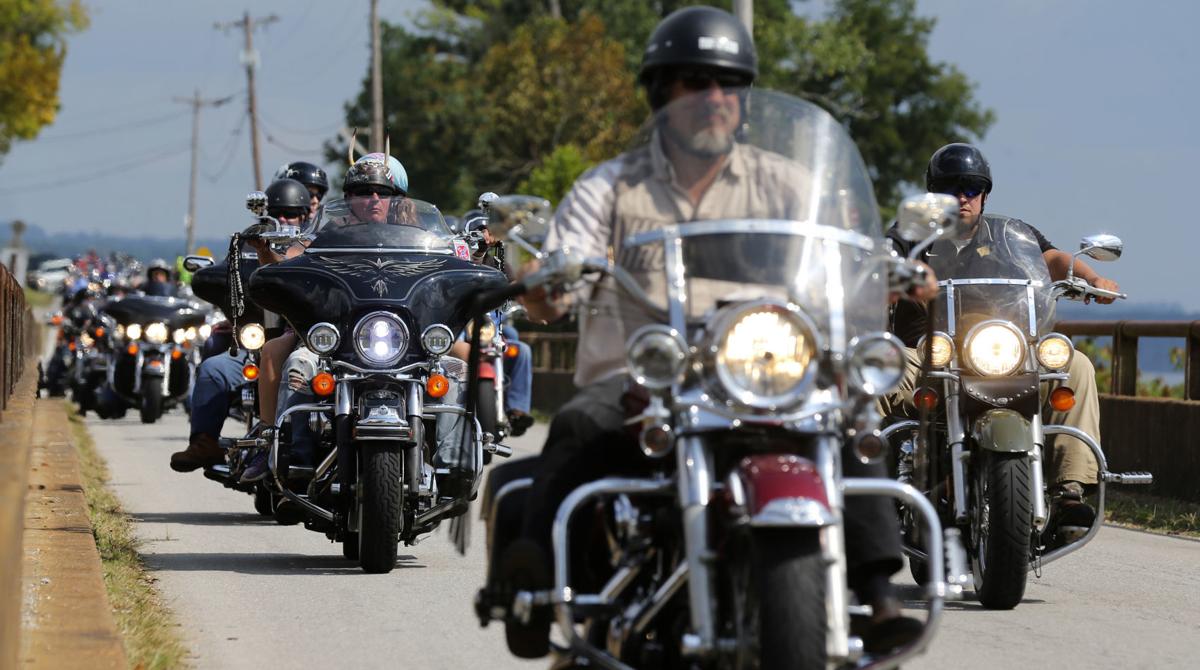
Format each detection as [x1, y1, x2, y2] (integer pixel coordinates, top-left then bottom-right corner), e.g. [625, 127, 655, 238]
[1045, 249, 1099, 283]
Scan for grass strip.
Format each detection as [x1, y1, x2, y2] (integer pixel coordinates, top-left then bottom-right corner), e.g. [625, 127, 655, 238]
[23, 287, 56, 309]
[66, 406, 190, 669]
[1105, 489, 1200, 539]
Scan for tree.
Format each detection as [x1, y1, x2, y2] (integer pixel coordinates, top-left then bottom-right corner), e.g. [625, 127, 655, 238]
[0, 0, 89, 160]
[516, 143, 593, 204]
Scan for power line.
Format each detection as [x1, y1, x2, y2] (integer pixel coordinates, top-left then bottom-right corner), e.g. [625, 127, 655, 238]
[215, 11, 280, 190]
[203, 113, 248, 183]
[174, 91, 236, 255]
[0, 144, 189, 193]
[34, 111, 190, 142]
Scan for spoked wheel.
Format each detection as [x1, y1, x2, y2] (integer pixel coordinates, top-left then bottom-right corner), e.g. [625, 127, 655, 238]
[972, 451, 1033, 610]
[357, 442, 404, 573]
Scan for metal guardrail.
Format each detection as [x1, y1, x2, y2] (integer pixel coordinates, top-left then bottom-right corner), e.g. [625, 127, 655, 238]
[1056, 320, 1200, 400]
[0, 264, 35, 420]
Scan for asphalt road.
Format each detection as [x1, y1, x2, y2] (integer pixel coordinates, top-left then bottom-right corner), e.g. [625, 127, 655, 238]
[88, 408, 1200, 669]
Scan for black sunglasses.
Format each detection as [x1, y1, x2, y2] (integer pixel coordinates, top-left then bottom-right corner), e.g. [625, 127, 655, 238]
[932, 179, 987, 199]
[672, 67, 752, 92]
[347, 185, 395, 198]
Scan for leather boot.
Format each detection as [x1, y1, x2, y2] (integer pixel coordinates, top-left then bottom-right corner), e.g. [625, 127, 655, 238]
[170, 433, 225, 472]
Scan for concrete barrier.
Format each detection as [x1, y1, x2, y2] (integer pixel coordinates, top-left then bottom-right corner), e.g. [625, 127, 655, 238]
[0, 358, 41, 670]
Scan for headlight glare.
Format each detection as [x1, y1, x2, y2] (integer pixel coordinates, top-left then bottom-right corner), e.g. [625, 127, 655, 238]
[354, 312, 408, 366]
[626, 326, 688, 390]
[125, 323, 141, 341]
[848, 333, 905, 396]
[185, 326, 198, 341]
[714, 303, 817, 409]
[964, 321, 1025, 376]
[307, 323, 341, 355]
[421, 324, 454, 356]
[238, 323, 266, 351]
[920, 332, 954, 368]
[144, 322, 169, 344]
[172, 328, 186, 344]
[1037, 334, 1073, 370]
[199, 323, 212, 340]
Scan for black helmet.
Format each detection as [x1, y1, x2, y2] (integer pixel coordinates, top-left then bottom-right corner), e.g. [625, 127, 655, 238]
[638, 6, 757, 109]
[277, 161, 329, 199]
[925, 143, 993, 194]
[264, 178, 311, 218]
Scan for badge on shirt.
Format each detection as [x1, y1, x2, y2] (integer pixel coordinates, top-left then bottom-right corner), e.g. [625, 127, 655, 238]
[453, 239, 471, 261]
[976, 245, 990, 258]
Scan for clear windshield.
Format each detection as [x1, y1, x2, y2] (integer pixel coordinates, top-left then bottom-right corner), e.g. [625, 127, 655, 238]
[928, 216, 1055, 337]
[308, 196, 454, 252]
[601, 88, 886, 351]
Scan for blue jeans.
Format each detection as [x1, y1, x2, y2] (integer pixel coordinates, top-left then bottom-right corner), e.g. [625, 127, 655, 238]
[502, 325, 532, 414]
[189, 352, 246, 440]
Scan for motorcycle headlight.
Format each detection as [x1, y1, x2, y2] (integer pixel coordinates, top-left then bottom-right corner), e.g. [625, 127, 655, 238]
[713, 302, 817, 409]
[144, 322, 169, 344]
[847, 333, 905, 397]
[307, 322, 341, 355]
[472, 319, 496, 343]
[421, 324, 454, 356]
[116, 324, 126, 339]
[125, 323, 141, 341]
[964, 321, 1025, 376]
[917, 331, 955, 368]
[172, 328, 186, 344]
[199, 323, 212, 341]
[354, 312, 408, 366]
[238, 323, 266, 351]
[185, 326, 198, 341]
[80, 333, 95, 348]
[626, 325, 688, 390]
[1036, 334, 1073, 370]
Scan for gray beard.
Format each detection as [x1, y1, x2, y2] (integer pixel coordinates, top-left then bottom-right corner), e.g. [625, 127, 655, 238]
[664, 123, 734, 159]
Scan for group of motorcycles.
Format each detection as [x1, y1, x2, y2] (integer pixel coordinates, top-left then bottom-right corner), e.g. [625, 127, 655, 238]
[38, 86, 1153, 669]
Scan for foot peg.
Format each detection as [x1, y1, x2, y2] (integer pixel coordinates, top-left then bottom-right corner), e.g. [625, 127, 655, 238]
[485, 441, 513, 458]
[1103, 471, 1153, 485]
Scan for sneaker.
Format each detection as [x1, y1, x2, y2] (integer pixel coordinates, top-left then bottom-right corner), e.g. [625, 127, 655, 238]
[170, 434, 225, 472]
[239, 450, 270, 483]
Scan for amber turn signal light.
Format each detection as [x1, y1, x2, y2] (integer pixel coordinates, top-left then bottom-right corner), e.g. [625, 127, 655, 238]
[94, 327, 105, 337]
[171, 349, 183, 360]
[913, 387, 939, 412]
[242, 363, 259, 381]
[126, 343, 138, 355]
[427, 374, 450, 398]
[67, 340, 77, 352]
[311, 372, 336, 396]
[505, 344, 520, 359]
[1050, 387, 1075, 412]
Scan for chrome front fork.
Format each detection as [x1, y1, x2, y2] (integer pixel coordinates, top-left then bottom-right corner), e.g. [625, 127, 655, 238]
[675, 435, 716, 655]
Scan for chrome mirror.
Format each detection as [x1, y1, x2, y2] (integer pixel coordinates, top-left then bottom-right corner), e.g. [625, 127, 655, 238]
[1078, 233, 1122, 261]
[486, 195, 552, 252]
[182, 255, 215, 273]
[245, 191, 268, 216]
[894, 193, 964, 246]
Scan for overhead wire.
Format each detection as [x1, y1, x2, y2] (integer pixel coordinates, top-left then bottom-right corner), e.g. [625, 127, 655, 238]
[34, 110, 191, 142]
[204, 110, 249, 183]
[0, 143, 190, 193]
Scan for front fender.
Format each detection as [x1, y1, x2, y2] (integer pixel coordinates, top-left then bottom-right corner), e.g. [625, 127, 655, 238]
[734, 454, 835, 528]
[972, 408, 1034, 453]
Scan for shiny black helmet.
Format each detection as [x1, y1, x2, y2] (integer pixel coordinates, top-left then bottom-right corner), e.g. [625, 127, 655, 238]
[343, 153, 408, 196]
[638, 6, 758, 110]
[264, 178, 311, 218]
[277, 161, 329, 199]
[926, 143, 993, 194]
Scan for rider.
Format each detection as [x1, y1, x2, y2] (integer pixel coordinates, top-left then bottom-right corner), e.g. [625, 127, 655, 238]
[169, 177, 322, 473]
[495, 6, 928, 656]
[886, 142, 1119, 540]
[142, 258, 176, 297]
[274, 160, 330, 220]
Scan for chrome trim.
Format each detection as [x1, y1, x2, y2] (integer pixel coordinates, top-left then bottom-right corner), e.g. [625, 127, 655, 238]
[945, 378, 969, 523]
[1031, 415, 1048, 530]
[663, 229, 688, 335]
[823, 238, 848, 352]
[880, 420, 919, 442]
[749, 498, 836, 527]
[420, 323, 455, 356]
[275, 485, 335, 522]
[332, 359, 430, 375]
[816, 436, 850, 661]
[352, 310, 409, 367]
[486, 478, 533, 554]
[304, 246, 456, 255]
[945, 282, 957, 336]
[307, 448, 339, 499]
[675, 436, 716, 655]
[335, 380, 352, 416]
[631, 561, 688, 635]
[938, 278, 1044, 288]
[622, 219, 877, 253]
[1025, 283, 1038, 336]
[422, 403, 468, 416]
[707, 299, 822, 413]
[1035, 333, 1074, 371]
[270, 402, 334, 479]
[624, 325, 688, 390]
[306, 322, 340, 355]
[846, 331, 906, 396]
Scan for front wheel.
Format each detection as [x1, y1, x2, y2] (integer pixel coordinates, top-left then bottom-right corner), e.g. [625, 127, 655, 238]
[477, 378, 498, 465]
[140, 377, 163, 424]
[972, 451, 1033, 610]
[358, 443, 404, 573]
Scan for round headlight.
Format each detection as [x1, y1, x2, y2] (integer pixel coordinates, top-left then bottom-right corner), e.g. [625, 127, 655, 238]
[421, 324, 454, 356]
[307, 322, 341, 355]
[714, 303, 817, 409]
[848, 333, 905, 396]
[116, 324, 126, 339]
[80, 333, 95, 348]
[144, 322, 169, 344]
[626, 325, 688, 390]
[199, 323, 212, 341]
[1037, 334, 1073, 370]
[354, 312, 408, 366]
[918, 332, 954, 368]
[185, 326, 198, 341]
[172, 329, 186, 344]
[239, 323, 266, 351]
[125, 323, 141, 341]
[964, 321, 1025, 376]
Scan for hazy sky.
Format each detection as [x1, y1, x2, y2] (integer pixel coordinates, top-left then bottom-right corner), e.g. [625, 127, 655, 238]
[0, 1, 1193, 309]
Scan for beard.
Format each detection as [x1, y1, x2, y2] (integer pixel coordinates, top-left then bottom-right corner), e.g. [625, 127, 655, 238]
[663, 121, 735, 159]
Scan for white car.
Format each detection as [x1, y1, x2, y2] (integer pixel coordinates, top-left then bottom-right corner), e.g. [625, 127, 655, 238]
[32, 258, 74, 292]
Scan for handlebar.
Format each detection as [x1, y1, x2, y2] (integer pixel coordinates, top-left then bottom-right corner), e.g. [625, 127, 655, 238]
[1051, 277, 1127, 302]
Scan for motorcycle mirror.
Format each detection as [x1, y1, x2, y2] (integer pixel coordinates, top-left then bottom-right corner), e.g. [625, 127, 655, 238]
[182, 255, 215, 273]
[1077, 233, 1123, 261]
[245, 191, 268, 216]
[486, 195, 552, 248]
[894, 193, 964, 243]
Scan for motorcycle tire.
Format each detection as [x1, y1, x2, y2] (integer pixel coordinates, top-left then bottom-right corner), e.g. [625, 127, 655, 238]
[140, 378, 164, 424]
[751, 528, 827, 670]
[253, 484, 274, 517]
[357, 443, 404, 574]
[972, 451, 1033, 610]
[477, 378, 499, 465]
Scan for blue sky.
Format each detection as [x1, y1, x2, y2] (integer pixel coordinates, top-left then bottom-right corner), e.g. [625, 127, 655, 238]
[0, 1, 1192, 309]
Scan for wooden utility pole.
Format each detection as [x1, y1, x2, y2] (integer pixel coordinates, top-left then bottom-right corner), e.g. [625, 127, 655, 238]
[215, 11, 278, 190]
[370, 0, 384, 153]
[173, 90, 233, 255]
[734, 0, 753, 36]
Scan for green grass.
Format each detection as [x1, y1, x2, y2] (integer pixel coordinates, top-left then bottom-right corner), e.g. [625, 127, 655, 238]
[67, 405, 190, 669]
[23, 286, 55, 309]
[1104, 490, 1200, 538]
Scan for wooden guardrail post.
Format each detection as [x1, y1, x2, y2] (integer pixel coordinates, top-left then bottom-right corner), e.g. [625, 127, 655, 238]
[1110, 321, 1138, 396]
[1187, 321, 1200, 402]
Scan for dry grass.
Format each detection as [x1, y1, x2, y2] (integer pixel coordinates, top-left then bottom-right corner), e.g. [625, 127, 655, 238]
[1104, 489, 1200, 538]
[67, 407, 190, 669]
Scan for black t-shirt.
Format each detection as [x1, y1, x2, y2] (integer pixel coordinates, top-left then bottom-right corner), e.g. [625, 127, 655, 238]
[885, 213, 1055, 347]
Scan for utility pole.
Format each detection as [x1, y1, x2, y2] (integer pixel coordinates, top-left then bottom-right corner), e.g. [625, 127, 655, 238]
[548, 0, 562, 19]
[215, 11, 279, 190]
[370, 0, 384, 153]
[173, 90, 233, 256]
[734, 0, 753, 36]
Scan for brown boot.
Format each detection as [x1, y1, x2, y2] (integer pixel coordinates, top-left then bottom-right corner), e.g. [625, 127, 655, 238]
[170, 434, 225, 472]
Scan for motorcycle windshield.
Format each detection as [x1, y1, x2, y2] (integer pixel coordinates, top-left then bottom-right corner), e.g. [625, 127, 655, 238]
[604, 88, 886, 351]
[307, 196, 454, 253]
[927, 217, 1055, 337]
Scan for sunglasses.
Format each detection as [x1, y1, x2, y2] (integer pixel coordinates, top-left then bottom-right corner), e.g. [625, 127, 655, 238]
[672, 68, 752, 92]
[932, 180, 987, 199]
[347, 185, 395, 198]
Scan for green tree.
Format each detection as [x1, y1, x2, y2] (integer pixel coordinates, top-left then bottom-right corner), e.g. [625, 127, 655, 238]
[0, 0, 89, 160]
[516, 143, 593, 204]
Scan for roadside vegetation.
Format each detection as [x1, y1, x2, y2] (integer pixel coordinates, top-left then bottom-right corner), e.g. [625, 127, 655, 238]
[1105, 490, 1200, 538]
[67, 406, 189, 669]
[23, 286, 54, 309]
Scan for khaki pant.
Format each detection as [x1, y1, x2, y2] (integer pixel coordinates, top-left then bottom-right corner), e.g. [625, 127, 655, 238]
[888, 348, 1100, 486]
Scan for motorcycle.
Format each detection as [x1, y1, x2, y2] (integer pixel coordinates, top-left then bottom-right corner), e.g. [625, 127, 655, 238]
[245, 193, 512, 573]
[99, 294, 208, 423]
[885, 215, 1153, 609]
[475, 89, 967, 670]
[70, 310, 117, 416]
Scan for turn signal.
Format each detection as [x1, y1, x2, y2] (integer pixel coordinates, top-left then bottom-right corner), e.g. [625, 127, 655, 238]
[171, 349, 183, 360]
[126, 343, 139, 355]
[427, 373, 450, 398]
[242, 364, 259, 381]
[94, 327, 105, 337]
[1050, 387, 1075, 412]
[505, 344, 520, 359]
[67, 340, 77, 352]
[311, 372, 336, 397]
[913, 387, 939, 412]
[51, 314, 63, 326]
